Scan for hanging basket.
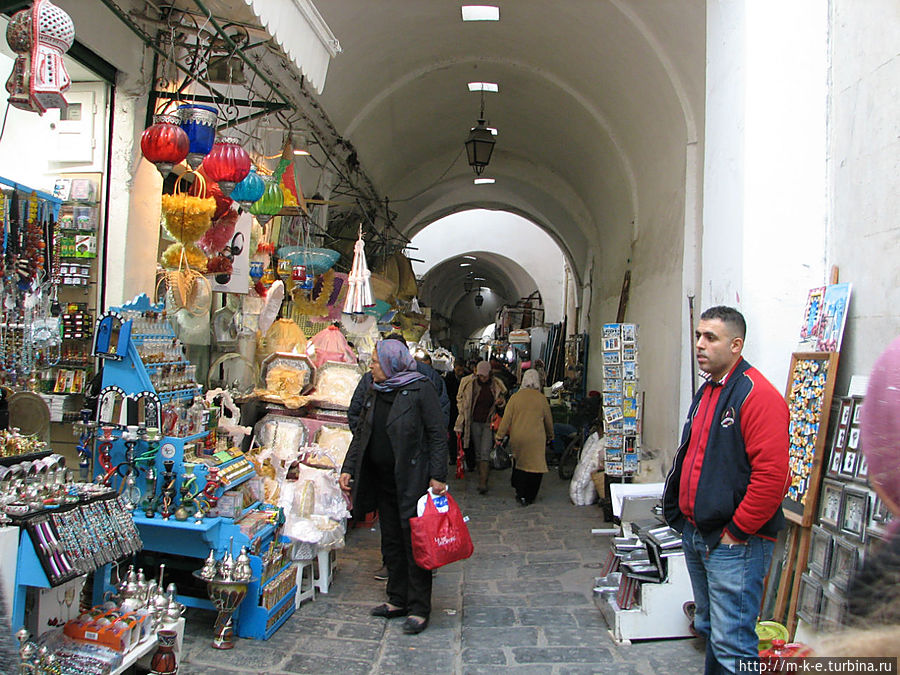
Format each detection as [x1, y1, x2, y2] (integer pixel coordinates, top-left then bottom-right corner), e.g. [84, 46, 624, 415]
[160, 171, 217, 245]
[163, 247, 212, 316]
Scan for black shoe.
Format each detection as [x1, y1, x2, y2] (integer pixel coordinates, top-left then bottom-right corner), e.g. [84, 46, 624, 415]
[371, 603, 407, 618]
[517, 497, 528, 506]
[373, 565, 388, 581]
[402, 615, 428, 634]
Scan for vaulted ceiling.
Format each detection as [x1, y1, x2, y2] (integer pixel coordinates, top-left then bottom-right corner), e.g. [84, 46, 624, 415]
[312, 0, 706, 283]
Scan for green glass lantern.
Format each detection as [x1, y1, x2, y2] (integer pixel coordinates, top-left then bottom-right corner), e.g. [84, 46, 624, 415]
[249, 176, 284, 225]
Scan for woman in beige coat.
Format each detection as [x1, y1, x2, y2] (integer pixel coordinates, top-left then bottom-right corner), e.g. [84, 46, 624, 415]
[496, 369, 554, 505]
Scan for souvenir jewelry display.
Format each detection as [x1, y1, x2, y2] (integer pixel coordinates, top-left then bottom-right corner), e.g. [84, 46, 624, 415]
[785, 355, 834, 509]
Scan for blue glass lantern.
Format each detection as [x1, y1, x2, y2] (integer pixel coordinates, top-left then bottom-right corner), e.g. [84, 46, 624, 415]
[229, 166, 265, 210]
[176, 103, 218, 169]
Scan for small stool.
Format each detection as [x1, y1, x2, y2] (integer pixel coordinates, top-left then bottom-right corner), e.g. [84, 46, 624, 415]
[314, 549, 336, 594]
[294, 560, 316, 609]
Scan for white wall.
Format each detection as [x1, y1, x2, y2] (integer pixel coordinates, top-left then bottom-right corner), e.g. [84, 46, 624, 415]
[702, 0, 828, 395]
[828, 0, 900, 390]
[410, 209, 566, 323]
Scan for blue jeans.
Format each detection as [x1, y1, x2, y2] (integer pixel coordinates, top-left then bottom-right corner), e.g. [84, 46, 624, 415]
[682, 521, 773, 675]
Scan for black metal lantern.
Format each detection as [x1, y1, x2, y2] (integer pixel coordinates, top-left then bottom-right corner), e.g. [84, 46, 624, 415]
[465, 120, 495, 176]
[465, 90, 495, 176]
[474, 292, 484, 307]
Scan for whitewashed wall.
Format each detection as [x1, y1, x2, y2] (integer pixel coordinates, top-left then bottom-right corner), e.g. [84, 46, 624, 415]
[827, 0, 900, 390]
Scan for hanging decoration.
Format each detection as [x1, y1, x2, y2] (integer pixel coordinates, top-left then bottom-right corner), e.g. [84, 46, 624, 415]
[177, 103, 218, 170]
[229, 166, 265, 211]
[140, 114, 190, 178]
[343, 227, 374, 314]
[201, 137, 251, 198]
[160, 171, 216, 272]
[4, 0, 75, 114]
[249, 175, 284, 226]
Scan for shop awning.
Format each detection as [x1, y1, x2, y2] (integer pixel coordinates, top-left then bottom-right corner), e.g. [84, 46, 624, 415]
[242, 0, 341, 94]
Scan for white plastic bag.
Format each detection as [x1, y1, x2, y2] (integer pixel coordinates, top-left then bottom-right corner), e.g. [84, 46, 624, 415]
[569, 432, 602, 506]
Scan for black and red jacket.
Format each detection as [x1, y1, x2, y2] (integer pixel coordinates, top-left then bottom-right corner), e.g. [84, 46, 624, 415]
[663, 357, 789, 550]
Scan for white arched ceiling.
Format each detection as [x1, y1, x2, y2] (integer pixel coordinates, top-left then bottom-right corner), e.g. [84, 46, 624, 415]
[311, 0, 705, 452]
[410, 209, 566, 324]
[314, 1, 704, 269]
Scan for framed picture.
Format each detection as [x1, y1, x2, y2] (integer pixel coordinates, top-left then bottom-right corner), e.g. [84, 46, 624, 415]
[850, 396, 864, 425]
[808, 526, 834, 578]
[867, 493, 895, 540]
[854, 453, 869, 483]
[820, 587, 847, 633]
[818, 479, 843, 528]
[797, 573, 823, 626]
[840, 448, 859, 478]
[827, 432, 845, 479]
[846, 426, 860, 451]
[830, 537, 858, 592]
[837, 397, 853, 428]
[840, 486, 868, 542]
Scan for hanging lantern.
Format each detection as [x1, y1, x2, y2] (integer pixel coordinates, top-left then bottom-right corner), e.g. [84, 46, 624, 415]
[201, 137, 251, 198]
[229, 165, 265, 210]
[249, 176, 284, 225]
[140, 114, 189, 178]
[176, 103, 218, 170]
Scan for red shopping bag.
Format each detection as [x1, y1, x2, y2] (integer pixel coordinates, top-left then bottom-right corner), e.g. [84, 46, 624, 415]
[409, 492, 474, 570]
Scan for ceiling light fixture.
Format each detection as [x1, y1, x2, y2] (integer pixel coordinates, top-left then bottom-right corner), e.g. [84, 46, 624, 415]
[459, 262, 472, 267]
[465, 89, 496, 176]
[462, 255, 477, 260]
[461, 5, 499, 21]
[474, 276, 486, 280]
[293, 148, 310, 156]
[473, 178, 495, 184]
[467, 82, 499, 92]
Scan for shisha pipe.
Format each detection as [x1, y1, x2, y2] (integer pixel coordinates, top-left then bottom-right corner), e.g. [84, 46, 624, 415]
[96, 426, 116, 485]
[74, 408, 96, 482]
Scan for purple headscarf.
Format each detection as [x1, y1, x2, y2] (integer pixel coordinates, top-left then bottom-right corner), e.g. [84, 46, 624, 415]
[372, 339, 427, 392]
[861, 335, 900, 525]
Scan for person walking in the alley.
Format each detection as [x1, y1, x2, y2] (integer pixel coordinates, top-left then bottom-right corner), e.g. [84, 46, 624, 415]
[455, 360, 507, 494]
[339, 339, 448, 635]
[443, 360, 467, 464]
[496, 368, 554, 505]
[663, 306, 789, 674]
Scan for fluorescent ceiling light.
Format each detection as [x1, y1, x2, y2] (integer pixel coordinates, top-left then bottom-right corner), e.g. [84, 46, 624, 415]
[459, 263, 472, 267]
[467, 82, 499, 92]
[474, 178, 495, 184]
[462, 255, 477, 260]
[293, 149, 310, 156]
[461, 5, 499, 21]
[474, 276, 486, 281]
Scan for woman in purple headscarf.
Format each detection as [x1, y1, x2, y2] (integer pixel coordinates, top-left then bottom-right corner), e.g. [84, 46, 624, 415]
[339, 339, 449, 634]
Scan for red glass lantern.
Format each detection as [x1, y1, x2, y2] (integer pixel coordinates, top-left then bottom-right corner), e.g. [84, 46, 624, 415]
[140, 114, 190, 178]
[201, 137, 251, 198]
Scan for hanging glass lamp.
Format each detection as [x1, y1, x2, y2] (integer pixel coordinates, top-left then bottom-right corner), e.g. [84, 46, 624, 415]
[140, 114, 189, 178]
[229, 166, 265, 211]
[201, 137, 251, 198]
[177, 103, 218, 170]
[249, 176, 284, 225]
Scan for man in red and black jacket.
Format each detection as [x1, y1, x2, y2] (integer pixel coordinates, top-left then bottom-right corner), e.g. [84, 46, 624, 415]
[664, 306, 789, 674]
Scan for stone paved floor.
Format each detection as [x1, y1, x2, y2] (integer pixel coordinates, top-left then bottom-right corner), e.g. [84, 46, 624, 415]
[176, 468, 705, 674]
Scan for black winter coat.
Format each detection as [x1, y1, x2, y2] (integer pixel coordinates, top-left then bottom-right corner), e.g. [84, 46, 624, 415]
[341, 379, 448, 520]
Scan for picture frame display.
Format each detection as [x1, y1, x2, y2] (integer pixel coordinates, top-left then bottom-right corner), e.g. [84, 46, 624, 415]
[782, 352, 839, 526]
[867, 494, 895, 540]
[820, 587, 847, 633]
[808, 525, 834, 578]
[839, 485, 868, 542]
[797, 573, 823, 627]
[830, 537, 859, 592]
[818, 478, 843, 529]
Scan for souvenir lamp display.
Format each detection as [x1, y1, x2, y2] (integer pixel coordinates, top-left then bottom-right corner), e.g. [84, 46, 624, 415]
[193, 538, 255, 649]
[4, 0, 75, 114]
[140, 114, 189, 178]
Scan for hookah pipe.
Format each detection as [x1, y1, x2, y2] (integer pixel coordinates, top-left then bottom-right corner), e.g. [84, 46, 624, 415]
[160, 460, 177, 520]
[191, 466, 221, 523]
[75, 409, 96, 482]
[96, 426, 117, 486]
